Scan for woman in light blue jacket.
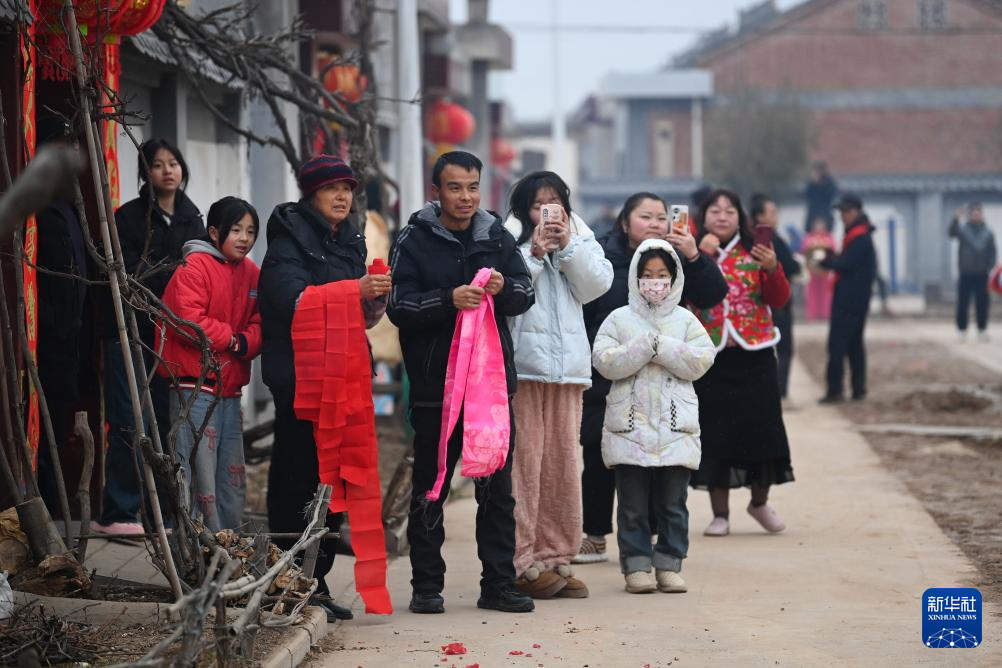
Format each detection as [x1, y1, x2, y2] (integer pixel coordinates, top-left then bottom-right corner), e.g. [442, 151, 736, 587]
[505, 171, 613, 601]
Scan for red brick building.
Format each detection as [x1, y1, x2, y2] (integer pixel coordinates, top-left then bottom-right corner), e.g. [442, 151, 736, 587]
[576, 0, 1002, 295]
[680, 0, 1002, 178]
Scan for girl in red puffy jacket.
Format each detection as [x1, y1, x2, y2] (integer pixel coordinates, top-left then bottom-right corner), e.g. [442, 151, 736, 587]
[160, 197, 261, 531]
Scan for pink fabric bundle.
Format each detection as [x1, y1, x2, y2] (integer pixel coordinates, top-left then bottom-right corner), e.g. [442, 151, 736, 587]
[426, 267, 511, 502]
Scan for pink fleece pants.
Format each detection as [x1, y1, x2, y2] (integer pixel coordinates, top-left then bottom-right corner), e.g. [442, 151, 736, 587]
[512, 381, 584, 576]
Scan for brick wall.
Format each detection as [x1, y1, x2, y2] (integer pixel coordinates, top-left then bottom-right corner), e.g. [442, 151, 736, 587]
[813, 107, 1002, 173]
[698, 0, 1002, 174]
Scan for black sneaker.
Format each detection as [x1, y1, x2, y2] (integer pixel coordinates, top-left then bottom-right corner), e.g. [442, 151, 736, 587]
[409, 592, 445, 614]
[477, 588, 535, 613]
[817, 395, 844, 404]
[851, 392, 867, 401]
[312, 596, 353, 621]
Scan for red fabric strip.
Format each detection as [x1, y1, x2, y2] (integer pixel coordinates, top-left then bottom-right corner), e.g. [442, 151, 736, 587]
[291, 280, 392, 615]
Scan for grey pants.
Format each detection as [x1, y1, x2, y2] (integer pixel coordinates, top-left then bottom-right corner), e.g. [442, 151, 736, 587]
[614, 464, 690, 574]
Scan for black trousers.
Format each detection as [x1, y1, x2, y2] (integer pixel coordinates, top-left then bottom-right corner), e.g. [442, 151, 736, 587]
[826, 309, 868, 399]
[580, 400, 615, 537]
[773, 307, 794, 399]
[407, 405, 517, 596]
[267, 389, 342, 597]
[957, 273, 990, 332]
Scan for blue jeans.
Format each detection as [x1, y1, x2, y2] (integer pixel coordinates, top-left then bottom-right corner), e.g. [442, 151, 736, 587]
[614, 465, 690, 574]
[172, 389, 246, 532]
[99, 339, 170, 524]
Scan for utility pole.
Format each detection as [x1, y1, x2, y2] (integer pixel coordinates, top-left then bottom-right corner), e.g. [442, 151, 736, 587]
[550, 0, 566, 176]
[397, 0, 425, 221]
[457, 0, 512, 210]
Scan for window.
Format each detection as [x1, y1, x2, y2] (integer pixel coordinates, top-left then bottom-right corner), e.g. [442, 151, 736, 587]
[918, 0, 947, 30]
[857, 0, 887, 30]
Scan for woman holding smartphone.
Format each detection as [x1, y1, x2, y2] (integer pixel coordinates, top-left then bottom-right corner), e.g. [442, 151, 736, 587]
[504, 171, 613, 600]
[689, 189, 795, 537]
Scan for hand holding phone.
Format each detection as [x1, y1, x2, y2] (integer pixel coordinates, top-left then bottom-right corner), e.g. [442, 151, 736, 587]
[540, 204, 564, 251]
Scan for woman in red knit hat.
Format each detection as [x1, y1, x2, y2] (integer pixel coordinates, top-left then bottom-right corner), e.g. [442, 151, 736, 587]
[258, 156, 392, 621]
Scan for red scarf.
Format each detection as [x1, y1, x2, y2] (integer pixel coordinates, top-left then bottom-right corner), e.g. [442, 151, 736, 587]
[834, 223, 870, 283]
[291, 280, 392, 615]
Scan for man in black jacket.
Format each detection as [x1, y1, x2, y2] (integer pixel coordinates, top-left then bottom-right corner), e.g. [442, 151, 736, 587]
[819, 193, 877, 403]
[388, 151, 535, 614]
[949, 202, 996, 341]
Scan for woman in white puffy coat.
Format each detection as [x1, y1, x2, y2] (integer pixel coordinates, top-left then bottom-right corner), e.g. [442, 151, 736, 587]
[505, 171, 613, 600]
[592, 239, 716, 593]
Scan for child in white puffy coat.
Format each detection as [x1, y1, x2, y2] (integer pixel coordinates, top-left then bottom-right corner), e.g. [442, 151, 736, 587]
[592, 239, 716, 594]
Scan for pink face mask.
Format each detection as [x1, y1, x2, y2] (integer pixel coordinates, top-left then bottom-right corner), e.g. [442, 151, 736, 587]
[639, 278, 671, 305]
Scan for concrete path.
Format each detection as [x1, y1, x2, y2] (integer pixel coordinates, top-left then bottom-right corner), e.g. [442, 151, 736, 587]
[323, 357, 999, 667]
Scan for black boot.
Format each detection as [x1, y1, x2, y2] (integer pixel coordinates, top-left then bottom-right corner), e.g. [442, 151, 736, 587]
[409, 592, 445, 614]
[477, 587, 534, 613]
[312, 595, 353, 621]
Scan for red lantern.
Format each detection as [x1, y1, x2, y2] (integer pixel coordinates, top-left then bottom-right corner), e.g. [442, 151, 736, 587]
[426, 100, 475, 145]
[318, 55, 368, 104]
[38, 0, 166, 36]
[491, 138, 515, 168]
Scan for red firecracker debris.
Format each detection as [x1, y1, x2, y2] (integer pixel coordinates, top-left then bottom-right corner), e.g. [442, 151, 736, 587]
[532, 643, 542, 648]
[509, 650, 525, 656]
[442, 642, 468, 655]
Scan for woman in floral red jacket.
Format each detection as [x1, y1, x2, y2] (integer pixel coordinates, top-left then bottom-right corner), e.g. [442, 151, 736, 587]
[689, 189, 795, 537]
[160, 196, 262, 531]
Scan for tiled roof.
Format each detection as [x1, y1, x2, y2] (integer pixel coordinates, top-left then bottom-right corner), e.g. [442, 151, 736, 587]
[0, 0, 32, 24]
[126, 30, 242, 89]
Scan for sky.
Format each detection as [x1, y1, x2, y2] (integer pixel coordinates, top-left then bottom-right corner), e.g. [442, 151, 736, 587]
[448, 0, 803, 123]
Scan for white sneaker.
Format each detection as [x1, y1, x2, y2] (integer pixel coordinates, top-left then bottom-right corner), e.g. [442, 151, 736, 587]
[624, 570, 656, 594]
[978, 331, 990, 343]
[655, 570, 687, 593]
[703, 517, 730, 536]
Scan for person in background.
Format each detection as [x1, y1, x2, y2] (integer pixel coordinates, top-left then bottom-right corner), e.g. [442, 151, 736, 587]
[690, 189, 794, 537]
[949, 202, 996, 342]
[504, 171, 612, 600]
[259, 156, 391, 622]
[690, 185, 714, 225]
[160, 197, 261, 532]
[801, 218, 836, 321]
[804, 161, 837, 232]
[750, 194, 801, 399]
[818, 193, 877, 403]
[388, 151, 535, 615]
[592, 240, 715, 594]
[34, 114, 89, 516]
[575, 192, 727, 564]
[93, 138, 205, 537]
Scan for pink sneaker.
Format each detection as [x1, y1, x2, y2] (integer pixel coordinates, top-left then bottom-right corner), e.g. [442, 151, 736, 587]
[703, 517, 730, 536]
[747, 503, 786, 533]
[90, 520, 145, 537]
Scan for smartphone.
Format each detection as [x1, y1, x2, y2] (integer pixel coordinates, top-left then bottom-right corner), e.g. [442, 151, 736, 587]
[754, 224, 774, 248]
[670, 205, 689, 234]
[540, 204, 563, 250]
